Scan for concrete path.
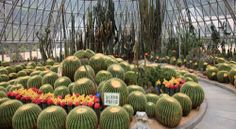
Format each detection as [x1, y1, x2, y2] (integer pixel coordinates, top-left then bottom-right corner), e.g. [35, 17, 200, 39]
[194, 81, 236, 129]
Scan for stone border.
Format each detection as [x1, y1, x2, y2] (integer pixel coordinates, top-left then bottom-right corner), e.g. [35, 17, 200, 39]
[199, 77, 236, 95]
[176, 99, 208, 129]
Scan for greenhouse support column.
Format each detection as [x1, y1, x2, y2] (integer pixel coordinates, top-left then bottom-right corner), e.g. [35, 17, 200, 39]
[29, 45, 32, 60]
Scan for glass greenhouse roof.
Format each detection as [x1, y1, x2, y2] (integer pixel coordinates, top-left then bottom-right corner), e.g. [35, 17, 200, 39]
[0, 0, 236, 44]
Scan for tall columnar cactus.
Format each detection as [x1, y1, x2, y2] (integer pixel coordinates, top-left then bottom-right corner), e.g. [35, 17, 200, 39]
[155, 96, 182, 128]
[42, 72, 59, 86]
[122, 104, 134, 121]
[16, 76, 30, 88]
[128, 91, 147, 112]
[54, 76, 72, 89]
[39, 84, 54, 94]
[12, 103, 42, 129]
[95, 70, 113, 84]
[27, 75, 42, 89]
[127, 85, 145, 94]
[107, 64, 125, 80]
[180, 81, 205, 109]
[0, 100, 23, 129]
[101, 78, 128, 106]
[54, 86, 70, 97]
[124, 71, 138, 85]
[229, 69, 236, 84]
[74, 65, 95, 81]
[100, 106, 130, 129]
[146, 93, 160, 104]
[66, 106, 98, 129]
[217, 71, 229, 83]
[73, 78, 96, 95]
[173, 93, 192, 116]
[184, 73, 198, 82]
[145, 102, 156, 118]
[61, 56, 81, 81]
[37, 106, 67, 129]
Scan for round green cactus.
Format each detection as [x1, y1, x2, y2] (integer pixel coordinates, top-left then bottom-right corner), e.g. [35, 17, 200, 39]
[217, 63, 232, 72]
[46, 58, 55, 66]
[122, 104, 134, 120]
[119, 61, 131, 72]
[0, 74, 9, 82]
[17, 71, 27, 77]
[84, 49, 95, 58]
[30, 70, 42, 76]
[116, 58, 124, 63]
[184, 73, 198, 82]
[50, 65, 59, 73]
[68, 82, 75, 93]
[73, 78, 96, 95]
[9, 73, 17, 79]
[61, 56, 81, 81]
[145, 102, 156, 118]
[27, 75, 42, 89]
[16, 76, 30, 88]
[0, 100, 23, 129]
[170, 56, 176, 65]
[217, 57, 226, 63]
[66, 106, 98, 129]
[100, 106, 130, 129]
[184, 77, 194, 82]
[0, 68, 8, 74]
[229, 69, 236, 84]
[12, 103, 42, 129]
[74, 65, 95, 81]
[146, 93, 160, 104]
[54, 86, 70, 97]
[74, 50, 86, 59]
[101, 78, 128, 106]
[89, 54, 105, 73]
[107, 64, 125, 80]
[37, 106, 67, 129]
[42, 72, 59, 86]
[173, 93, 192, 116]
[181, 81, 205, 109]
[0, 86, 7, 93]
[124, 71, 138, 85]
[35, 66, 46, 71]
[9, 84, 24, 92]
[0, 82, 9, 88]
[217, 71, 229, 83]
[95, 70, 113, 84]
[39, 84, 54, 94]
[0, 91, 7, 98]
[54, 76, 72, 89]
[128, 91, 147, 112]
[97, 81, 106, 94]
[39, 70, 51, 77]
[155, 96, 182, 128]
[0, 98, 10, 105]
[206, 66, 218, 80]
[5, 66, 16, 74]
[127, 85, 145, 94]
[102, 56, 118, 70]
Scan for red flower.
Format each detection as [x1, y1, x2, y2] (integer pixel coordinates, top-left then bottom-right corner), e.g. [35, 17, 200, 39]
[144, 53, 149, 56]
[82, 102, 87, 106]
[25, 96, 31, 101]
[16, 95, 22, 100]
[74, 101, 79, 106]
[87, 102, 93, 107]
[94, 97, 100, 103]
[94, 103, 100, 109]
[57, 96, 63, 99]
[47, 98, 53, 105]
[7, 92, 14, 97]
[60, 101, 66, 107]
[67, 101, 73, 106]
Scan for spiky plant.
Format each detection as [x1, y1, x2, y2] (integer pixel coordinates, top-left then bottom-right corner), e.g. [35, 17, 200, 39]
[180, 81, 204, 109]
[5, 66, 16, 74]
[124, 71, 138, 85]
[54, 76, 72, 89]
[54, 86, 70, 97]
[184, 73, 198, 82]
[74, 50, 86, 59]
[39, 84, 54, 94]
[216, 63, 231, 72]
[0, 97, 10, 105]
[9, 84, 24, 92]
[0, 74, 9, 82]
[146, 93, 160, 104]
[100, 106, 130, 129]
[107, 64, 125, 80]
[0, 86, 7, 93]
[27, 75, 42, 89]
[74, 65, 95, 81]
[37, 106, 67, 129]
[128, 91, 147, 112]
[17, 71, 27, 77]
[73, 78, 96, 95]
[95, 70, 113, 84]
[0, 68, 8, 74]
[122, 104, 134, 121]
[42, 72, 59, 86]
[61, 56, 81, 81]
[66, 106, 98, 129]
[101, 78, 128, 106]
[68, 82, 75, 93]
[50, 65, 60, 73]
[97, 81, 106, 94]
[119, 61, 131, 72]
[173, 93, 192, 116]
[145, 102, 156, 118]
[46, 59, 55, 66]
[16, 76, 30, 88]
[9, 73, 17, 79]
[0, 82, 9, 88]
[127, 85, 145, 94]
[206, 66, 218, 80]
[89, 54, 105, 73]
[0, 91, 7, 98]
[39, 70, 51, 77]
[0, 100, 23, 129]
[217, 71, 229, 83]
[229, 69, 236, 84]
[155, 96, 182, 128]
[12, 103, 42, 129]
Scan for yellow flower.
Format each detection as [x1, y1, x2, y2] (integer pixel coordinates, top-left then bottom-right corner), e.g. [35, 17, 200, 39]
[223, 73, 228, 78]
[156, 80, 161, 85]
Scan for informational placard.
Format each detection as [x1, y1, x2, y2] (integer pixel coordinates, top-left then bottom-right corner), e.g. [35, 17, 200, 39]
[104, 93, 120, 106]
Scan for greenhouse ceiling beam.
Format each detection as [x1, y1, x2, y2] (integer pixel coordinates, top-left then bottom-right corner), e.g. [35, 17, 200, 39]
[222, 0, 236, 27]
[0, 0, 20, 43]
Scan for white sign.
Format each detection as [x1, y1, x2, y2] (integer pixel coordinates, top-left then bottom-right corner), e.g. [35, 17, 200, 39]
[104, 93, 120, 106]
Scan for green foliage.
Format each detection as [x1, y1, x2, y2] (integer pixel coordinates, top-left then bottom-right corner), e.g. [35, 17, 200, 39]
[155, 96, 182, 128]
[12, 104, 42, 129]
[181, 81, 205, 109]
[100, 106, 130, 129]
[74, 65, 95, 81]
[37, 106, 67, 129]
[66, 106, 98, 129]
[173, 93, 192, 116]
[73, 78, 96, 95]
[54, 76, 72, 89]
[95, 70, 113, 85]
[0, 100, 23, 129]
[128, 91, 147, 112]
[61, 56, 81, 81]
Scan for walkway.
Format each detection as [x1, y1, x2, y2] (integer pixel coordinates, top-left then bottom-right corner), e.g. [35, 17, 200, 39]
[194, 81, 236, 129]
